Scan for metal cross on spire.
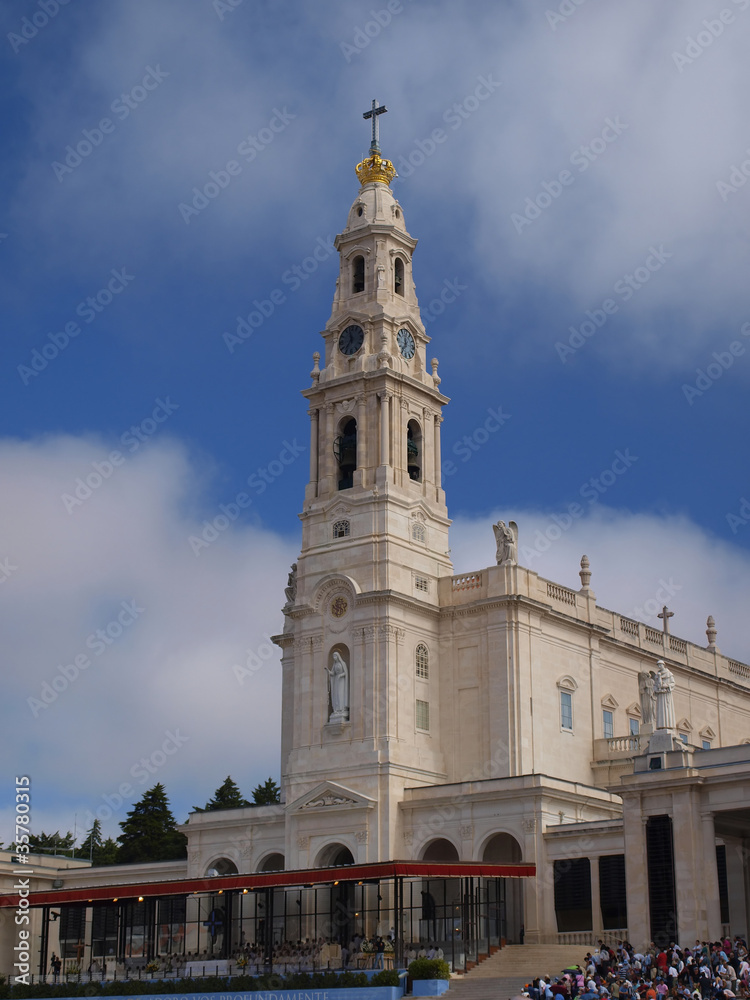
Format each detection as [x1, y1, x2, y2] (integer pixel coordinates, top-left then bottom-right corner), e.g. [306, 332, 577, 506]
[363, 99, 388, 154]
[658, 605, 675, 635]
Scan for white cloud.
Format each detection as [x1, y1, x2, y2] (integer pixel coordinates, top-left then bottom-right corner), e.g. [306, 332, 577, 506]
[0, 435, 296, 846]
[451, 504, 750, 665]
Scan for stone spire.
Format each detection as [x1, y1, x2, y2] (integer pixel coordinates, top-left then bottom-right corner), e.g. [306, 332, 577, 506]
[706, 615, 718, 650]
[579, 554, 592, 592]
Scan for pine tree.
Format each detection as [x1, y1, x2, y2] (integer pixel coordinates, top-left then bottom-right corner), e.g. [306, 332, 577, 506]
[116, 784, 187, 864]
[252, 777, 281, 805]
[79, 819, 120, 865]
[193, 776, 250, 813]
[11, 831, 76, 855]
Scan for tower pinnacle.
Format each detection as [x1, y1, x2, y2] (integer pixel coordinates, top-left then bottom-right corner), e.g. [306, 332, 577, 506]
[356, 98, 397, 187]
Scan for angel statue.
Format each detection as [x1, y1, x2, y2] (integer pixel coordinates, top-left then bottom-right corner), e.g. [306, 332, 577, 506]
[493, 520, 518, 566]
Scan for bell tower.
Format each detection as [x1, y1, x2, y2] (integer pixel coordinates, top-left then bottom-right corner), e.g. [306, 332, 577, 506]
[276, 103, 452, 866]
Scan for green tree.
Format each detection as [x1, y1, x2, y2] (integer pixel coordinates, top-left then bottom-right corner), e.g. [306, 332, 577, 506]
[194, 776, 250, 813]
[12, 831, 76, 855]
[252, 777, 281, 805]
[79, 819, 120, 866]
[117, 784, 187, 864]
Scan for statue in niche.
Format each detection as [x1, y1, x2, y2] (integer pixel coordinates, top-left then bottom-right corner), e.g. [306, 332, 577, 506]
[638, 669, 656, 727]
[493, 520, 518, 566]
[326, 651, 349, 720]
[654, 659, 676, 730]
[284, 563, 297, 606]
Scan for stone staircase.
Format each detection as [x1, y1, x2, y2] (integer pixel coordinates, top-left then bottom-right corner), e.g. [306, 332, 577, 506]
[443, 944, 589, 1000]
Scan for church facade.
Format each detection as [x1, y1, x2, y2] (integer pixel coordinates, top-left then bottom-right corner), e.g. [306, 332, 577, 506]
[3, 114, 750, 978]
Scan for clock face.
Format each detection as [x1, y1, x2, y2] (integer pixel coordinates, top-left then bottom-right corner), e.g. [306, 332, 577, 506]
[338, 324, 364, 356]
[397, 328, 415, 359]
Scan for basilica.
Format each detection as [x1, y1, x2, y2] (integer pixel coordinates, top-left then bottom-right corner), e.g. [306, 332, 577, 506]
[3, 108, 750, 979]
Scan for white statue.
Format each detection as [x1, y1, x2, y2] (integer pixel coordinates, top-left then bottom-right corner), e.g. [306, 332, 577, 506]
[653, 660, 676, 730]
[638, 670, 656, 727]
[493, 520, 518, 566]
[326, 651, 349, 720]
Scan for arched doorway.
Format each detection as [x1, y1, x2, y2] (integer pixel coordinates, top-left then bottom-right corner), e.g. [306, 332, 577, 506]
[257, 853, 284, 872]
[482, 833, 524, 944]
[205, 857, 238, 877]
[316, 843, 356, 944]
[419, 839, 460, 946]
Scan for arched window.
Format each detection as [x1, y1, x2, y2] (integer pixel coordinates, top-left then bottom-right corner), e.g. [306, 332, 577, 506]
[407, 420, 422, 481]
[334, 418, 357, 490]
[352, 256, 365, 293]
[416, 643, 429, 679]
[394, 257, 404, 295]
[411, 522, 425, 542]
[332, 520, 350, 539]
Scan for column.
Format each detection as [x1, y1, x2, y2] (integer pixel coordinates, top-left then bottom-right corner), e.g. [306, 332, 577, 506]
[355, 394, 366, 487]
[700, 810, 722, 938]
[622, 801, 650, 950]
[378, 392, 390, 467]
[306, 408, 319, 500]
[323, 401, 335, 492]
[422, 407, 434, 489]
[589, 856, 602, 936]
[434, 414, 443, 488]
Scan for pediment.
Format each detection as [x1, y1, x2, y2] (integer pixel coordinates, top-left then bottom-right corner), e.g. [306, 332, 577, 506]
[626, 702, 642, 719]
[677, 717, 693, 732]
[288, 781, 376, 813]
[700, 725, 717, 740]
[601, 694, 619, 710]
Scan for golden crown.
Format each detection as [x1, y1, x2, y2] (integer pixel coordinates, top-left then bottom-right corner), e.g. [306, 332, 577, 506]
[355, 150, 397, 186]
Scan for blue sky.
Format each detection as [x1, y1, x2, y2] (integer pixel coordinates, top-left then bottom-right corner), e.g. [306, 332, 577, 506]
[2, 0, 750, 847]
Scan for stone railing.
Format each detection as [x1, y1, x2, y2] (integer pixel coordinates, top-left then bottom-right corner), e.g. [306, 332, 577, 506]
[607, 735, 641, 753]
[619, 617, 640, 637]
[557, 929, 628, 946]
[729, 660, 750, 679]
[547, 581, 577, 606]
[452, 573, 482, 591]
[669, 635, 687, 655]
[644, 626, 663, 646]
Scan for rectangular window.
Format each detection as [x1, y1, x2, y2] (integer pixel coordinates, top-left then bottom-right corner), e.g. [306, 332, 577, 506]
[629, 717, 640, 736]
[702, 740, 711, 750]
[416, 699, 430, 731]
[603, 709, 614, 739]
[679, 733, 688, 744]
[560, 691, 573, 731]
[414, 575, 429, 593]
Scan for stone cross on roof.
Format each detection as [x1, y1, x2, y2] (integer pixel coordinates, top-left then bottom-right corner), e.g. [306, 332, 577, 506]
[363, 99, 388, 154]
[657, 605, 674, 635]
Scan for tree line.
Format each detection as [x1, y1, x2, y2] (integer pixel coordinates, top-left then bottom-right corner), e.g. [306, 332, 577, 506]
[10, 775, 280, 866]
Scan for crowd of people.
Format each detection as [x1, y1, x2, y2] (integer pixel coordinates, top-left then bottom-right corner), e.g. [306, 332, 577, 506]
[522, 938, 750, 1000]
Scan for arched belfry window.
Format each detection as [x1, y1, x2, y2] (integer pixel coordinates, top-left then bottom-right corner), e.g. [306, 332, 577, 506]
[353, 256, 365, 293]
[416, 643, 429, 679]
[334, 418, 357, 491]
[394, 257, 404, 296]
[407, 420, 422, 481]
